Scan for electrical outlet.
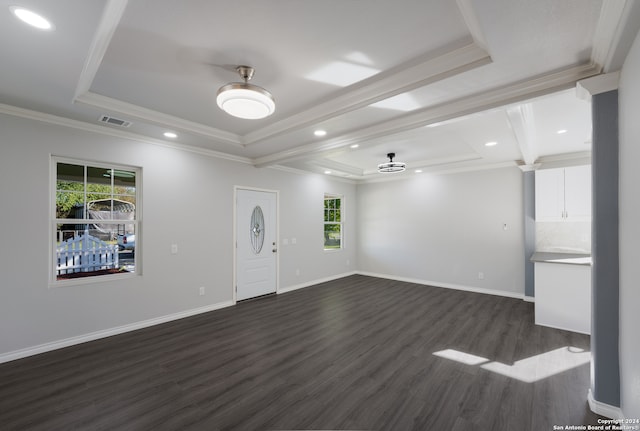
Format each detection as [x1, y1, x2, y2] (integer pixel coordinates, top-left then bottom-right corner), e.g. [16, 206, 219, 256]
[199, 286, 205, 296]
[478, 272, 485, 280]
[295, 269, 300, 276]
[171, 243, 178, 254]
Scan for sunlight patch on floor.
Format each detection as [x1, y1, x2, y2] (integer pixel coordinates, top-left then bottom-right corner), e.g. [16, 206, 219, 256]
[433, 348, 490, 365]
[433, 346, 590, 383]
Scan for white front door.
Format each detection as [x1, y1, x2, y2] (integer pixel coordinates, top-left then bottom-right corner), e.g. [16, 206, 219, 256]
[236, 189, 277, 301]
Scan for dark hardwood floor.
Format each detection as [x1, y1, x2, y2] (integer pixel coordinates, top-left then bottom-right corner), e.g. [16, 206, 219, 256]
[0, 275, 602, 430]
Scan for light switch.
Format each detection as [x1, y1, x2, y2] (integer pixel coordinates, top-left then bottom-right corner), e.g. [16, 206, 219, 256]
[291, 237, 297, 245]
[171, 243, 178, 254]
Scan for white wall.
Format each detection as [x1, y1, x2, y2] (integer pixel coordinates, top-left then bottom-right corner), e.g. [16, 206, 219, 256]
[0, 113, 356, 358]
[0, 112, 529, 361]
[356, 168, 525, 296]
[619, 27, 640, 419]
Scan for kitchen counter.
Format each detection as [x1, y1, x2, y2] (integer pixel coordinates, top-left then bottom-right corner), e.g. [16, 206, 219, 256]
[530, 252, 591, 266]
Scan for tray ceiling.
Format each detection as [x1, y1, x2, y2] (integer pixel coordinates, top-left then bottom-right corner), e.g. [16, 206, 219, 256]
[1, 0, 637, 180]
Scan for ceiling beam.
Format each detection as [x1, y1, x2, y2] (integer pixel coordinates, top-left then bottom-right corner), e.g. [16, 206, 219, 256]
[73, 0, 129, 100]
[591, 0, 640, 72]
[244, 37, 492, 146]
[506, 104, 538, 166]
[305, 159, 364, 177]
[253, 62, 601, 168]
[456, 0, 488, 50]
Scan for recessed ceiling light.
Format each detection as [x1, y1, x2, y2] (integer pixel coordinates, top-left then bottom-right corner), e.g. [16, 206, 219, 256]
[10, 6, 54, 30]
[324, 170, 332, 175]
[485, 141, 498, 147]
[163, 132, 177, 138]
[314, 129, 327, 137]
[557, 129, 568, 134]
[415, 169, 423, 173]
[350, 144, 359, 149]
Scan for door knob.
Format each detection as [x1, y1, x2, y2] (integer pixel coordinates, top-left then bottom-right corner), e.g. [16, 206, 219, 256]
[272, 248, 277, 253]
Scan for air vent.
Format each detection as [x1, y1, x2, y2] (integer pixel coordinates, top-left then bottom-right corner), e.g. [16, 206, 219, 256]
[99, 115, 132, 128]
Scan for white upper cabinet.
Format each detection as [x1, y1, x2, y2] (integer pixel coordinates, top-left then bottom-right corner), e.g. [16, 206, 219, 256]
[535, 168, 564, 220]
[563, 165, 592, 219]
[535, 165, 591, 221]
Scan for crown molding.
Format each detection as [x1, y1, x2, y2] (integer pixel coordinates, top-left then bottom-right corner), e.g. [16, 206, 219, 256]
[535, 151, 592, 169]
[243, 37, 492, 146]
[0, 103, 252, 165]
[577, 71, 620, 99]
[74, 91, 243, 147]
[517, 162, 541, 172]
[253, 62, 601, 168]
[517, 165, 540, 172]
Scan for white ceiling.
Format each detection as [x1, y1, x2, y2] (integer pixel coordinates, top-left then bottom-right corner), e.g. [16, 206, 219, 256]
[0, 0, 637, 181]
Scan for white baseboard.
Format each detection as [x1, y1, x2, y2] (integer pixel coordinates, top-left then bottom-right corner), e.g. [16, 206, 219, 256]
[588, 389, 624, 419]
[0, 300, 234, 365]
[0, 271, 524, 364]
[356, 271, 525, 300]
[2, 272, 361, 364]
[278, 271, 358, 294]
[535, 320, 591, 335]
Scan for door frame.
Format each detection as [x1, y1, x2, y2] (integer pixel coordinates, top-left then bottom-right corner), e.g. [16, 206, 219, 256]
[233, 185, 280, 303]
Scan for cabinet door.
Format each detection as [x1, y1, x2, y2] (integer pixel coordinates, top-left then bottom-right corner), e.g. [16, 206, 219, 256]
[535, 262, 591, 334]
[564, 165, 592, 220]
[535, 168, 564, 221]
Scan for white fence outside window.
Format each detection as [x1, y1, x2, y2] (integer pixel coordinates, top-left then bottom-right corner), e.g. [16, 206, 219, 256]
[56, 232, 119, 275]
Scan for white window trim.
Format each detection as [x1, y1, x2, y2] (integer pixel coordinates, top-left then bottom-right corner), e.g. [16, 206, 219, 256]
[50, 156, 142, 287]
[324, 193, 344, 252]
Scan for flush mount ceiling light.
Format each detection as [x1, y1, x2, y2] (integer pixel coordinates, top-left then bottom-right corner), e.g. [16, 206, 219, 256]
[216, 66, 275, 120]
[378, 153, 406, 173]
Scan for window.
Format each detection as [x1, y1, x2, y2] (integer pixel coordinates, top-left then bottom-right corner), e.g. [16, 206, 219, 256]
[324, 194, 343, 250]
[52, 158, 139, 282]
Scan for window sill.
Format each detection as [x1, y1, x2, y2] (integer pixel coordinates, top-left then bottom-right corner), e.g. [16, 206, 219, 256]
[323, 248, 343, 253]
[49, 271, 139, 288]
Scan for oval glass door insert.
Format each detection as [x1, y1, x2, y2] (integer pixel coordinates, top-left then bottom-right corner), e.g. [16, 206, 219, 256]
[250, 205, 265, 254]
